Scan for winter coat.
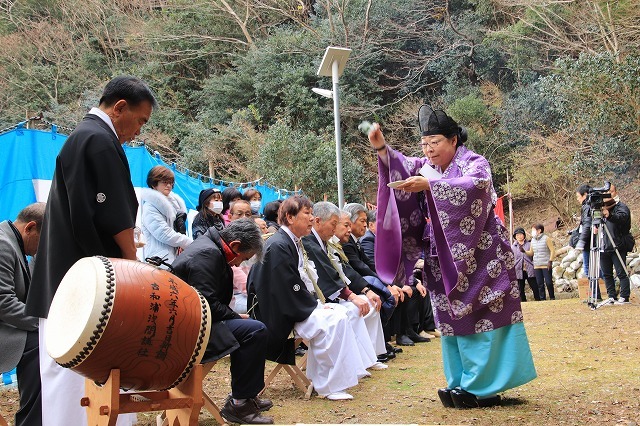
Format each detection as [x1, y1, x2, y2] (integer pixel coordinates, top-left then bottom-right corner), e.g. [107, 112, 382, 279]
[512, 240, 535, 279]
[576, 201, 592, 250]
[602, 201, 632, 252]
[141, 188, 192, 264]
[192, 211, 224, 240]
[171, 228, 241, 362]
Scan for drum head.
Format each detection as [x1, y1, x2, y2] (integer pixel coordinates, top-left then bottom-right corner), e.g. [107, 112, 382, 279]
[46, 257, 111, 363]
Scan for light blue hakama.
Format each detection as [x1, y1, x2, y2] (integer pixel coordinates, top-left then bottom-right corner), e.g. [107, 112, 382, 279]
[441, 322, 537, 397]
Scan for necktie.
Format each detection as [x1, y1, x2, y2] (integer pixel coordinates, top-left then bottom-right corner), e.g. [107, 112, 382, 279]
[297, 239, 326, 303]
[327, 240, 349, 263]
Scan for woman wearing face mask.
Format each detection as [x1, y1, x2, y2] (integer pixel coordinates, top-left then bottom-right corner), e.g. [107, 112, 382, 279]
[192, 188, 225, 240]
[242, 188, 262, 217]
[523, 224, 556, 300]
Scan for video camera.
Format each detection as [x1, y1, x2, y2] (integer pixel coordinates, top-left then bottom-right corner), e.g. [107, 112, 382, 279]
[587, 181, 611, 211]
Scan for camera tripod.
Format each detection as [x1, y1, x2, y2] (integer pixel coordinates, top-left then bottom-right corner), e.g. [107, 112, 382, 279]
[586, 208, 628, 310]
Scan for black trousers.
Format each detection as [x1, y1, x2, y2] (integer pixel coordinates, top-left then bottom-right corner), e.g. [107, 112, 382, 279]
[225, 318, 268, 399]
[518, 270, 540, 301]
[16, 329, 42, 426]
[406, 290, 436, 332]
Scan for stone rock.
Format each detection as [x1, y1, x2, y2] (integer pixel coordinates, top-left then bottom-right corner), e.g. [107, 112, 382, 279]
[552, 266, 565, 280]
[570, 259, 582, 271]
[631, 274, 640, 290]
[563, 267, 576, 280]
[561, 251, 579, 264]
[569, 279, 578, 291]
[556, 279, 573, 293]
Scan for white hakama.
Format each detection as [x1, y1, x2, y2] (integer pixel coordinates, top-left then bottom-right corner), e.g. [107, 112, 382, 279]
[338, 296, 386, 364]
[39, 318, 137, 426]
[294, 302, 368, 396]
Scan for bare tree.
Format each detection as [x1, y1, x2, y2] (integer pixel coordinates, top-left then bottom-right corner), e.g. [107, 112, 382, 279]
[492, 0, 640, 63]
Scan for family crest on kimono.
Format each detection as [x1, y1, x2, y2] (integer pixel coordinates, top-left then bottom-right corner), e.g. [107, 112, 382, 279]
[368, 104, 537, 409]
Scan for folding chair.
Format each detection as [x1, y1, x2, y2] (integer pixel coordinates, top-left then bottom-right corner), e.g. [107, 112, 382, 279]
[260, 338, 313, 399]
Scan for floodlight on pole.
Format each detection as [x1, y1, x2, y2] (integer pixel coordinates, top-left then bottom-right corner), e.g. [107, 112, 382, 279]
[311, 88, 334, 98]
[313, 46, 351, 208]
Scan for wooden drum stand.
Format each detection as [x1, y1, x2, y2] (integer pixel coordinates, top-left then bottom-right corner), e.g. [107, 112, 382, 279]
[82, 365, 205, 426]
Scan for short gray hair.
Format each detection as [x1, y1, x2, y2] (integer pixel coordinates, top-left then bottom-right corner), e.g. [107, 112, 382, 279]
[16, 202, 46, 231]
[366, 209, 377, 224]
[313, 201, 340, 222]
[343, 203, 367, 223]
[219, 218, 263, 260]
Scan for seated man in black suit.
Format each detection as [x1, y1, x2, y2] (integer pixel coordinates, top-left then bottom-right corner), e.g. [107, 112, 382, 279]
[302, 202, 387, 369]
[171, 219, 274, 424]
[247, 196, 369, 401]
[359, 209, 377, 262]
[342, 203, 428, 346]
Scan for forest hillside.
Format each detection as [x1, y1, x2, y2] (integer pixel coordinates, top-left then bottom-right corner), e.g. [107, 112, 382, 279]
[1, 0, 639, 227]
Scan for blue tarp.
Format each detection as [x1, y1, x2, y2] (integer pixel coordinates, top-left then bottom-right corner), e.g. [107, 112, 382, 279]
[0, 126, 295, 222]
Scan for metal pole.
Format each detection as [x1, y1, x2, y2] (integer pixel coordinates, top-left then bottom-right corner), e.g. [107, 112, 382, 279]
[332, 60, 344, 208]
[507, 170, 514, 243]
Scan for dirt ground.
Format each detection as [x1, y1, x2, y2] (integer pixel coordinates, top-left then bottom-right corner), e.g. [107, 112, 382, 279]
[2, 297, 640, 425]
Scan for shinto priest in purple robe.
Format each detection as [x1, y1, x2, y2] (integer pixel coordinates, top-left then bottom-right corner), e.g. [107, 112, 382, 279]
[373, 105, 536, 400]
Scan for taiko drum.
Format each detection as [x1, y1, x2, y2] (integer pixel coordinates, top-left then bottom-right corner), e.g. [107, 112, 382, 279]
[46, 256, 211, 391]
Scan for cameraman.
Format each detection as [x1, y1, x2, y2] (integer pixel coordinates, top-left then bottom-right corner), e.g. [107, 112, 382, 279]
[574, 184, 592, 275]
[599, 184, 632, 305]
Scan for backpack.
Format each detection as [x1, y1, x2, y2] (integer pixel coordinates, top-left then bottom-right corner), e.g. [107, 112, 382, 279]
[621, 233, 635, 253]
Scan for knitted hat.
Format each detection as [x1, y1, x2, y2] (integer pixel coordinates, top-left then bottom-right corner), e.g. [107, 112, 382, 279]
[513, 227, 526, 238]
[197, 188, 221, 210]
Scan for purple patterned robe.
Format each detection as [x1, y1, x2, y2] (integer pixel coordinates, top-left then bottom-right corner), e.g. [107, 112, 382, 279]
[375, 145, 523, 336]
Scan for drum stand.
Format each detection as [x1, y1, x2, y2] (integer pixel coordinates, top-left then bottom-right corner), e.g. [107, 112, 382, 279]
[81, 365, 205, 426]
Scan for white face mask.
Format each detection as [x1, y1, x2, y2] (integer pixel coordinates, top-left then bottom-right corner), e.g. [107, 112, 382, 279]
[250, 200, 261, 214]
[530, 229, 537, 237]
[208, 200, 223, 214]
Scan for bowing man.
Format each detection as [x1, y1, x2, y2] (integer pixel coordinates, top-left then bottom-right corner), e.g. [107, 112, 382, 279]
[247, 195, 368, 401]
[302, 202, 387, 369]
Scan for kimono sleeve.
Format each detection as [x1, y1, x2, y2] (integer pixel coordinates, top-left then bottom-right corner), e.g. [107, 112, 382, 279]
[86, 137, 137, 237]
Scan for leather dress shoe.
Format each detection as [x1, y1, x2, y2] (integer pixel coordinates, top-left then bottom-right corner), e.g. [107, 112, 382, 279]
[450, 388, 501, 409]
[220, 398, 274, 424]
[225, 395, 273, 412]
[377, 353, 390, 362]
[437, 388, 455, 408]
[384, 351, 396, 360]
[406, 329, 430, 343]
[396, 334, 415, 346]
[251, 396, 273, 412]
[385, 343, 402, 354]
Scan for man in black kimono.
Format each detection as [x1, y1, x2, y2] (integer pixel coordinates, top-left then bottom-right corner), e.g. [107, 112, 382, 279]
[25, 76, 157, 426]
[171, 219, 273, 424]
[247, 195, 367, 400]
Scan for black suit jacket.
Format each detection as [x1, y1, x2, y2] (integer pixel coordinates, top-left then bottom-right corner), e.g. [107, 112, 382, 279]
[343, 235, 378, 278]
[301, 233, 345, 300]
[247, 228, 317, 365]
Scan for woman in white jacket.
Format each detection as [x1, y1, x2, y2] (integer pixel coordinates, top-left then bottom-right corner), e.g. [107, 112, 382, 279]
[141, 165, 192, 264]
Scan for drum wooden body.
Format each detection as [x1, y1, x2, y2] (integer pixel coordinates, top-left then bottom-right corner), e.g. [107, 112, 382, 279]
[46, 256, 211, 391]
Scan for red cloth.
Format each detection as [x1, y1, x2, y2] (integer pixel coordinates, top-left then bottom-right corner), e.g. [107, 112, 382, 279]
[494, 196, 505, 225]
